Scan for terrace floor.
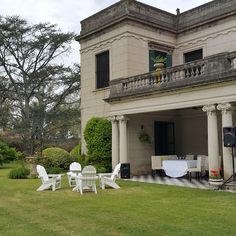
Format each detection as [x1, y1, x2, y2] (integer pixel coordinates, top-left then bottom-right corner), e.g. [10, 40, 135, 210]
[129, 175, 216, 190]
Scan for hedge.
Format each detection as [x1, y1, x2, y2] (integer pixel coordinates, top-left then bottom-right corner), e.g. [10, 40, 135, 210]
[84, 117, 112, 172]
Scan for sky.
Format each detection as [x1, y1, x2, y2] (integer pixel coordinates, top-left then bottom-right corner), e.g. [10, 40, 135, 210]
[0, 0, 212, 65]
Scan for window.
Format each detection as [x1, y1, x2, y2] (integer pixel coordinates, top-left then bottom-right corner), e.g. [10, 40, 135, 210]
[96, 51, 109, 89]
[149, 50, 172, 71]
[184, 49, 203, 63]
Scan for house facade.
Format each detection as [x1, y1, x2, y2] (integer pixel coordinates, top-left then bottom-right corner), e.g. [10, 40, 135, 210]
[76, 0, 236, 178]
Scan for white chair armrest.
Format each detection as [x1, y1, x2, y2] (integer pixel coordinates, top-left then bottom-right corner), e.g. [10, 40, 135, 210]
[98, 173, 113, 178]
[48, 174, 63, 179]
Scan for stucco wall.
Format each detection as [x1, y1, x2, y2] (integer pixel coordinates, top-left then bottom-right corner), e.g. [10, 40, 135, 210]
[177, 15, 236, 62]
[80, 23, 177, 152]
[79, 3, 236, 162]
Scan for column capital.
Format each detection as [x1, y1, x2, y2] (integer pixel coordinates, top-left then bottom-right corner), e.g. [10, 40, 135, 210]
[217, 103, 232, 115]
[108, 116, 118, 123]
[117, 115, 129, 123]
[202, 104, 216, 115]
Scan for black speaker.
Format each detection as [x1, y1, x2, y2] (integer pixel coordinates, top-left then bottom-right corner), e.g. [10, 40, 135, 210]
[223, 127, 236, 147]
[120, 163, 130, 179]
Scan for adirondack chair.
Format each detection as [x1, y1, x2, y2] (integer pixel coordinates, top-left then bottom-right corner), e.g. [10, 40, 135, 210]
[99, 163, 121, 190]
[67, 162, 82, 187]
[75, 165, 98, 195]
[36, 165, 62, 191]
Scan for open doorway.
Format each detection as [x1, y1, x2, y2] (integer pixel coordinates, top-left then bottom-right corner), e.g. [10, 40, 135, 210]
[154, 121, 175, 155]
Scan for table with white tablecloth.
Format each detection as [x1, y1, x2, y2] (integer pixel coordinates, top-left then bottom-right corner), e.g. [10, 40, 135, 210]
[162, 160, 197, 178]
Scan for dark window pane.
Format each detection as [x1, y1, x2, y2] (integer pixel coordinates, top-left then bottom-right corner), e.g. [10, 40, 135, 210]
[96, 51, 109, 89]
[184, 49, 203, 63]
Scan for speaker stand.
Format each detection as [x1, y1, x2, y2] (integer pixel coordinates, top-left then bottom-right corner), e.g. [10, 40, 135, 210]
[220, 147, 236, 189]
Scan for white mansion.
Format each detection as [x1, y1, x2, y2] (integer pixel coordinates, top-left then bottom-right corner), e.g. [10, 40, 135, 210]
[76, 0, 236, 178]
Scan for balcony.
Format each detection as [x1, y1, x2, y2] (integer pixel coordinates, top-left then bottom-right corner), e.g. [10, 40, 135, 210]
[107, 51, 236, 102]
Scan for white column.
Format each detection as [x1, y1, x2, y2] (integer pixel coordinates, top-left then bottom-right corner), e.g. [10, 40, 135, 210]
[108, 116, 119, 169]
[202, 105, 220, 172]
[217, 103, 233, 179]
[118, 115, 128, 164]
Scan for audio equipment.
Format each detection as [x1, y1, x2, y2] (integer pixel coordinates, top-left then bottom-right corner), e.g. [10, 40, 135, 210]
[223, 127, 236, 147]
[120, 163, 130, 179]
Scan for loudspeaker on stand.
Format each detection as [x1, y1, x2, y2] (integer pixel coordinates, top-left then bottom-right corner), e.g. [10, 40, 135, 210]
[223, 127, 236, 147]
[120, 163, 130, 179]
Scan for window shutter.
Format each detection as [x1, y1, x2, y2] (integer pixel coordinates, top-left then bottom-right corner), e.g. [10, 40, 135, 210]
[149, 50, 156, 72]
[166, 54, 172, 68]
[96, 51, 109, 89]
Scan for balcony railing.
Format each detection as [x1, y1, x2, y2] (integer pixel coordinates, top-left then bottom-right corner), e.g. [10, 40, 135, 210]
[108, 51, 236, 101]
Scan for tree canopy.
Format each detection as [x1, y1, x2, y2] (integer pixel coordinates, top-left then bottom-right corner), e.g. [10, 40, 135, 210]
[0, 16, 80, 154]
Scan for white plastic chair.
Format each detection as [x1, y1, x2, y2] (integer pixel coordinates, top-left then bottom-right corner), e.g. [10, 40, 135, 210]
[99, 163, 121, 190]
[75, 165, 98, 195]
[36, 165, 62, 191]
[67, 162, 82, 187]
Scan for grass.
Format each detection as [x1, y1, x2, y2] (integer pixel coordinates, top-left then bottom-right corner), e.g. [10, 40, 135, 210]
[1, 163, 236, 236]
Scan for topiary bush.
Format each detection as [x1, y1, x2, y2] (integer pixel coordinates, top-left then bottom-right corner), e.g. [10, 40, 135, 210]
[70, 143, 86, 166]
[0, 141, 19, 165]
[9, 165, 30, 179]
[84, 117, 112, 172]
[35, 147, 75, 171]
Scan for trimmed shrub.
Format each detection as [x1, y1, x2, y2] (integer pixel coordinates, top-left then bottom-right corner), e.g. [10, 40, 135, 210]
[35, 147, 75, 170]
[70, 143, 86, 166]
[46, 167, 63, 174]
[9, 166, 30, 179]
[70, 143, 81, 158]
[0, 141, 18, 165]
[84, 117, 112, 172]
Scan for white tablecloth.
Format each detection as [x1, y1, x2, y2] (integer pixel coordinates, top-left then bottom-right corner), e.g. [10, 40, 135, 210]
[162, 160, 197, 178]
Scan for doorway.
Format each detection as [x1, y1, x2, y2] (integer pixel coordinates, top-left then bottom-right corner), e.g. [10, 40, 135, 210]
[154, 121, 175, 155]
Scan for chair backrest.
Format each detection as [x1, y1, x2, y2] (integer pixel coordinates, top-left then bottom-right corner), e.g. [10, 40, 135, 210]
[81, 165, 97, 186]
[82, 165, 96, 176]
[69, 162, 81, 172]
[111, 163, 121, 180]
[36, 165, 49, 181]
[168, 155, 178, 160]
[185, 155, 194, 160]
[151, 156, 162, 169]
[196, 156, 202, 170]
[198, 155, 208, 171]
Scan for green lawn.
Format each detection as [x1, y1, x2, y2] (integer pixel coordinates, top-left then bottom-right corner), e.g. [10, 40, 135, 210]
[1, 163, 236, 236]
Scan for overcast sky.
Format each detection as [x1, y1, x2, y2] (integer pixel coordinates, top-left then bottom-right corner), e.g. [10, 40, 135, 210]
[0, 0, 212, 65]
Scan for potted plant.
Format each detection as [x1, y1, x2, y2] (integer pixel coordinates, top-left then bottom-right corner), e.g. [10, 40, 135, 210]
[138, 130, 151, 144]
[208, 168, 223, 186]
[152, 55, 167, 69]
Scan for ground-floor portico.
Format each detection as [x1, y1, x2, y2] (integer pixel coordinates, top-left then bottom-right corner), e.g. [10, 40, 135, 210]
[104, 52, 236, 180]
[109, 101, 236, 180]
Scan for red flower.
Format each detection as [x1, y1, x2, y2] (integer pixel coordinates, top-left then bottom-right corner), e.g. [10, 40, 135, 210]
[210, 168, 223, 179]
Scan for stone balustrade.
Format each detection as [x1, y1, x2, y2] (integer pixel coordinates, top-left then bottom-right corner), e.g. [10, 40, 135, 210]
[107, 51, 236, 101]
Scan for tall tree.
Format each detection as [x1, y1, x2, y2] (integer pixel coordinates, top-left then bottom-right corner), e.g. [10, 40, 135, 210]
[0, 16, 80, 154]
